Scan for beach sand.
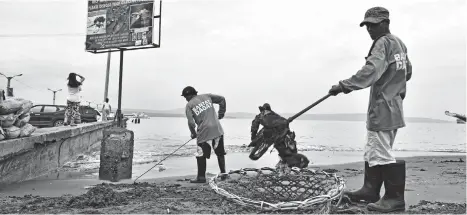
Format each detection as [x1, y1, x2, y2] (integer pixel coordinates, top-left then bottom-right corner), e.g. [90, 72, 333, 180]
[0, 154, 465, 214]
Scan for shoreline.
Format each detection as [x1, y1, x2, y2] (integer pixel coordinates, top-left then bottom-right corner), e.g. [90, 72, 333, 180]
[70, 147, 467, 171]
[123, 114, 455, 124]
[1, 154, 465, 195]
[0, 154, 465, 213]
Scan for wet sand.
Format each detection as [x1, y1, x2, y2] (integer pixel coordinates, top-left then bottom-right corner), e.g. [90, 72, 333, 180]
[0, 151, 463, 196]
[0, 154, 465, 214]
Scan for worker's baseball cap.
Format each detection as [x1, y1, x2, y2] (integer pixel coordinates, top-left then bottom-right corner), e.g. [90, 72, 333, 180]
[258, 103, 271, 111]
[360, 7, 390, 27]
[181, 86, 198, 97]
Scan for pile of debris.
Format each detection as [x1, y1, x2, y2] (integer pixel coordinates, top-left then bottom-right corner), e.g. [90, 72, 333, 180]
[0, 93, 36, 141]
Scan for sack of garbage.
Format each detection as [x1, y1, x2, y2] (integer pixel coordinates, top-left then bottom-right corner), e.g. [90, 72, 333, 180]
[14, 113, 31, 128]
[19, 123, 36, 137]
[0, 127, 5, 141]
[0, 89, 4, 103]
[0, 98, 26, 115]
[4, 126, 21, 139]
[0, 113, 19, 128]
[16, 100, 33, 116]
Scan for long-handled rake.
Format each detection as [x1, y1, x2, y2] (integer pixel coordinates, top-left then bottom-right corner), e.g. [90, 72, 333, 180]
[134, 138, 195, 183]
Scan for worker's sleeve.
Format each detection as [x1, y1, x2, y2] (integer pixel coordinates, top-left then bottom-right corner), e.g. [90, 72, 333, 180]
[208, 94, 226, 117]
[251, 114, 261, 135]
[406, 55, 412, 81]
[338, 38, 389, 93]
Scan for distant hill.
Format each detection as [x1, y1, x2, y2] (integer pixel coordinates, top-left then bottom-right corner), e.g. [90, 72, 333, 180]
[122, 108, 452, 123]
[279, 113, 451, 123]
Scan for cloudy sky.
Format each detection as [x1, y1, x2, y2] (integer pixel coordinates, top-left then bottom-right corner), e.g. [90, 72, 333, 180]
[0, 0, 465, 120]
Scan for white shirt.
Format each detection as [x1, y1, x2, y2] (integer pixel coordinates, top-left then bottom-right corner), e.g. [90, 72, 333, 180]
[67, 85, 82, 102]
[103, 102, 111, 110]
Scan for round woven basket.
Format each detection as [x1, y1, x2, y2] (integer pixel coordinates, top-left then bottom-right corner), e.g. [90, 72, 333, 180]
[209, 167, 346, 213]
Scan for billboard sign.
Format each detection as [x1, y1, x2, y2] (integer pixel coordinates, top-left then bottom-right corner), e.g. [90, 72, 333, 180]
[85, 0, 154, 51]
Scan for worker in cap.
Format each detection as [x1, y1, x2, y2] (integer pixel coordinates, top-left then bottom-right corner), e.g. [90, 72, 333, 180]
[258, 103, 271, 112]
[328, 6, 412, 213]
[181, 86, 228, 183]
[359, 6, 390, 27]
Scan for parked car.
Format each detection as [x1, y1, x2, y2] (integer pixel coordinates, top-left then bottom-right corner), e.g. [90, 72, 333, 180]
[29, 105, 101, 127]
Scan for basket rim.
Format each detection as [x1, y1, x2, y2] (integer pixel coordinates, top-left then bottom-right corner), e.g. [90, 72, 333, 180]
[208, 167, 346, 211]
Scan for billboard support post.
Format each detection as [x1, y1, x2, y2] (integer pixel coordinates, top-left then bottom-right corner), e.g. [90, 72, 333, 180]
[116, 49, 124, 126]
[104, 52, 110, 104]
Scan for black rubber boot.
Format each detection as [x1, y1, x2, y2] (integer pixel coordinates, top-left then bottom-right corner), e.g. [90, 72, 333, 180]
[190, 157, 207, 183]
[367, 160, 406, 213]
[344, 162, 383, 203]
[217, 155, 229, 180]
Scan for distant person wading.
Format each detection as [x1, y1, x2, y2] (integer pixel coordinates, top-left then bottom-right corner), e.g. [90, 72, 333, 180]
[64, 73, 85, 126]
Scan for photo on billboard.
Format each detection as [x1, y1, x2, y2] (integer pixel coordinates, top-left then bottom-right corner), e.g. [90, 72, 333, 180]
[130, 3, 153, 29]
[85, 0, 156, 51]
[87, 10, 107, 35]
[129, 2, 153, 46]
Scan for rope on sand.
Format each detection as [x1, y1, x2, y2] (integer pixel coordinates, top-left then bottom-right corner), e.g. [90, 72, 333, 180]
[209, 167, 346, 213]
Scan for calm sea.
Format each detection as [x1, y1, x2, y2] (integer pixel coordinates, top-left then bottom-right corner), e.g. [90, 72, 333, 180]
[66, 117, 466, 170]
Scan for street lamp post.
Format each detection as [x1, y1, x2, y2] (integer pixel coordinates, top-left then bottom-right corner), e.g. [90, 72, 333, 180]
[47, 88, 62, 105]
[0, 73, 23, 97]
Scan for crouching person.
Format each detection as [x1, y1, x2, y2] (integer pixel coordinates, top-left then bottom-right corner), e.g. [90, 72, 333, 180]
[251, 103, 309, 171]
[182, 86, 228, 183]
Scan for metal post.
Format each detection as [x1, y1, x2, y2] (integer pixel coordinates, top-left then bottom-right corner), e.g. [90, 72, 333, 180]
[1, 73, 22, 97]
[6, 77, 12, 97]
[117, 49, 124, 127]
[158, 0, 162, 46]
[48, 88, 61, 106]
[6, 78, 11, 90]
[53, 92, 56, 105]
[104, 52, 111, 102]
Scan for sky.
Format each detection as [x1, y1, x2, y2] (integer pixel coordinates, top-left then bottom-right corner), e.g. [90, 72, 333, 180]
[0, 0, 465, 120]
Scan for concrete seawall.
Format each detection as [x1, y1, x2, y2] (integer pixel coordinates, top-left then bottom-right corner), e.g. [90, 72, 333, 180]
[0, 121, 115, 186]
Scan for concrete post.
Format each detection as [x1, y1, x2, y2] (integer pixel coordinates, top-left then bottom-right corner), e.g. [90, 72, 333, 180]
[99, 126, 134, 182]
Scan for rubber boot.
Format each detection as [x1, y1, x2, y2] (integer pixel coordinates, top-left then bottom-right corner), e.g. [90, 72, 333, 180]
[190, 157, 207, 183]
[344, 162, 383, 203]
[367, 160, 406, 213]
[217, 155, 229, 180]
